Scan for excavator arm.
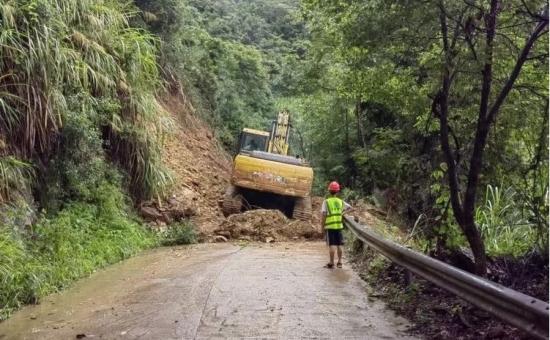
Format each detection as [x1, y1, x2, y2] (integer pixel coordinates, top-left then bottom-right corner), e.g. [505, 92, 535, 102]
[268, 110, 291, 156]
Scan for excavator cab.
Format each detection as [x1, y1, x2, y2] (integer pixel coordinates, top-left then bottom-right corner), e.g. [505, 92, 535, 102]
[239, 128, 270, 153]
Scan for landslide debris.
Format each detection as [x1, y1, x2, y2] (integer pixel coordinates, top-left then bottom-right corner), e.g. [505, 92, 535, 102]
[213, 209, 323, 242]
[140, 93, 324, 242]
[137, 93, 230, 235]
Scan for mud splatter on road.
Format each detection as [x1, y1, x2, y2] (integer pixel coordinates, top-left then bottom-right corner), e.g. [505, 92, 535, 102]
[0, 243, 417, 339]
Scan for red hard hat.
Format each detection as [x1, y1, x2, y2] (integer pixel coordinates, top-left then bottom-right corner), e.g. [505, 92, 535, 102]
[328, 181, 340, 193]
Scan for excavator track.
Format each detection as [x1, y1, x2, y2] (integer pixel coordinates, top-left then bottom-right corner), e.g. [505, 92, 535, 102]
[222, 185, 243, 217]
[292, 196, 312, 221]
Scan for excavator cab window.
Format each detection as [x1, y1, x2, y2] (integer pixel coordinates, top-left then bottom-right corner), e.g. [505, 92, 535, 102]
[239, 132, 268, 153]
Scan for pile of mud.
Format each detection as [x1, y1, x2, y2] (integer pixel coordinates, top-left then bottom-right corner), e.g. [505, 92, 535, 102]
[351, 200, 386, 227]
[212, 209, 323, 242]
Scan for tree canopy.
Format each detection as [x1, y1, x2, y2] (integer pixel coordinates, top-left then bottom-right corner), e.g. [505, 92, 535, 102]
[295, 0, 548, 272]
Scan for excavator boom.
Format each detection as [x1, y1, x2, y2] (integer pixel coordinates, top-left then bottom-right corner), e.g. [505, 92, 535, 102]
[268, 110, 290, 155]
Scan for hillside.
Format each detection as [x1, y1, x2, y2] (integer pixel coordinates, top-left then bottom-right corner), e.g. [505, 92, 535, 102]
[159, 94, 232, 236]
[141, 93, 324, 242]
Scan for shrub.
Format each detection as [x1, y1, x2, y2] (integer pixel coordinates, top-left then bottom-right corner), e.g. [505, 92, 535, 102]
[0, 0, 171, 202]
[161, 221, 197, 246]
[340, 187, 360, 203]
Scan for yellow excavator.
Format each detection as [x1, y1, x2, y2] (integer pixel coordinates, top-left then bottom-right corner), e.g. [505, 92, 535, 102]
[222, 110, 313, 220]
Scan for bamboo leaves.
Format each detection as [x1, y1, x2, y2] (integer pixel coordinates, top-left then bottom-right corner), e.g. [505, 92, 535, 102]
[0, 156, 34, 203]
[0, 0, 171, 200]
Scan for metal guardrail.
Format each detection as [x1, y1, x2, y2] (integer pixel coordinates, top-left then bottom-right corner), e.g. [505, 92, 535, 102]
[344, 216, 549, 340]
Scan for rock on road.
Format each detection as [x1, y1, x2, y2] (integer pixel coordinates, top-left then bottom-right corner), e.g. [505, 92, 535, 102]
[0, 242, 416, 339]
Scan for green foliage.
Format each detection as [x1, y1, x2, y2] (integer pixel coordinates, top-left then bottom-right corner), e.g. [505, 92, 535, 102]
[39, 104, 108, 209]
[297, 0, 548, 258]
[0, 157, 34, 203]
[0, 181, 156, 320]
[184, 0, 308, 96]
[340, 187, 360, 203]
[169, 19, 274, 147]
[353, 127, 411, 191]
[134, 0, 310, 148]
[475, 185, 539, 257]
[0, 0, 171, 201]
[161, 221, 197, 246]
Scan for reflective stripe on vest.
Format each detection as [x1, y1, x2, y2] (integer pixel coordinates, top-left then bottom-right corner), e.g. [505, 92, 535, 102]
[324, 197, 343, 230]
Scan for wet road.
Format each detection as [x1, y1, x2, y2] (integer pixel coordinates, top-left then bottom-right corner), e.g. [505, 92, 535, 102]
[0, 242, 416, 339]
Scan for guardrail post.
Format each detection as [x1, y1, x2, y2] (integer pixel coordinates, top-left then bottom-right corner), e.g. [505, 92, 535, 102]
[351, 237, 364, 253]
[404, 269, 413, 286]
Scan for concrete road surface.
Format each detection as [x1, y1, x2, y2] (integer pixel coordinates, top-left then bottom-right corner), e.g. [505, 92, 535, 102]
[0, 242, 417, 339]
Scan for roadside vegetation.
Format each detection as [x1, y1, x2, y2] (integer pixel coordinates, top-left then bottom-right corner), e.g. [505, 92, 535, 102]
[0, 182, 157, 320]
[161, 221, 197, 246]
[292, 0, 548, 274]
[0, 0, 548, 334]
[347, 228, 548, 339]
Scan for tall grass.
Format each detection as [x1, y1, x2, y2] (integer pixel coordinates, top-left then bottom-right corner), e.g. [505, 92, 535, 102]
[475, 185, 538, 257]
[0, 0, 171, 200]
[0, 0, 177, 320]
[0, 156, 34, 203]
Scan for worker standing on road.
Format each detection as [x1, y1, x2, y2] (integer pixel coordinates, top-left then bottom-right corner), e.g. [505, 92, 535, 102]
[321, 181, 351, 269]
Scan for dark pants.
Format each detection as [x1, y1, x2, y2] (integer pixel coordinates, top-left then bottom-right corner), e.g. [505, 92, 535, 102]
[326, 229, 344, 246]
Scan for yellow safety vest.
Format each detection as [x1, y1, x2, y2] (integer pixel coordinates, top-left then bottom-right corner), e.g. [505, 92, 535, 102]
[324, 197, 344, 230]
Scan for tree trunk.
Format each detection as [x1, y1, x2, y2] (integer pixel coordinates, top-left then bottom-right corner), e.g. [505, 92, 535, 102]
[355, 100, 367, 148]
[461, 219, 487, 274]
[436, 0, 489, 275]
[294, 127, 307, 160]
[343, 110, 356, 187]
[344, 109, 350, 152]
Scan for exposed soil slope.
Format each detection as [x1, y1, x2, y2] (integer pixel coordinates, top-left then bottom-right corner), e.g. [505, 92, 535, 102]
[159, 95, 232, 238]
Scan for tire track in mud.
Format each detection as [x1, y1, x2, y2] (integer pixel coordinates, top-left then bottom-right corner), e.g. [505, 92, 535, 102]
[192, 247, 243, 340]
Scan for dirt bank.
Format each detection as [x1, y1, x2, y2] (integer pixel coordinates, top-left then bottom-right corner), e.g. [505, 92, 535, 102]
[158, 95, 232, 237]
